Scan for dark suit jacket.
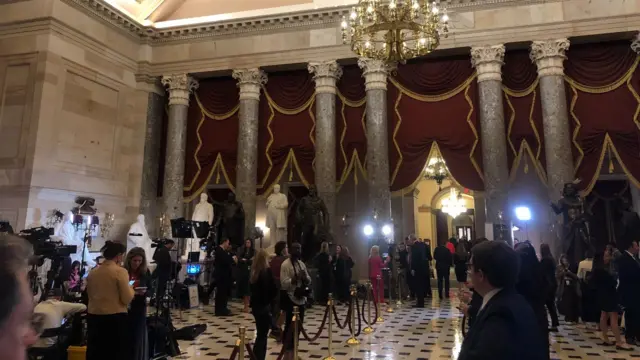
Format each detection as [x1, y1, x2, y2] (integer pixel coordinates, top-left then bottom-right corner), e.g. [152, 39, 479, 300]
[617, 251, 640, 307]
[458, 288, 547, 360]
[433, 245, 452, 272]
[214, 246, 234, 285]
[411, 241, 429, 275]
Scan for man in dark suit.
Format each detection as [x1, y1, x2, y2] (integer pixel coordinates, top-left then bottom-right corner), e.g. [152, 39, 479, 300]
[423, 239, 433, 298]
[618, 239, 640, 344]
[410, 235, 429, 308]
[214, 238, 237, 316]
[433, 240, 452, 300]
[458, 241, 547, 360]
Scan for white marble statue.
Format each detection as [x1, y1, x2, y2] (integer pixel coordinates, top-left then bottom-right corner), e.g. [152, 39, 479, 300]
[266, 184, 288, 245]
[127, 214, 153, 260]
[54, 212, 95, 267]
[184, 193, 214, 259]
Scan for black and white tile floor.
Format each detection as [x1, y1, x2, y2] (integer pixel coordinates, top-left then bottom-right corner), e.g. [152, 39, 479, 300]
[169, 294, 640, 360]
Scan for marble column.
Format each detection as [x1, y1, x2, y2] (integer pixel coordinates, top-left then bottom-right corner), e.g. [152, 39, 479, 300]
[139, 85, 165, 236]
[530, 39, 573, 202]
[161, 74, 198, 220]
[308, 61, 342, 228]
[471, 45, 511, 235]
[358, 58, 393, 220]
[232, 68, 267, 237]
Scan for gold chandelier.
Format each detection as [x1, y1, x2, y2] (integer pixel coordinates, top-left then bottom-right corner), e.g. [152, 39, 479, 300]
[341, 0, 449, 63]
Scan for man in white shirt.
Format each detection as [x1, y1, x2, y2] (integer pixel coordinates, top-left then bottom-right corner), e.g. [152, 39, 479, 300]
[32, 297, 86, 348]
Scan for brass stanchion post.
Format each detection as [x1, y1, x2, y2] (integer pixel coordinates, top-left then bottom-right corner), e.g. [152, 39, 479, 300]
[238, 326, 246, 359]
[293, 306, 300, 359]
[376, 275, 384, 323]
[346, 285, 359, 345]
[396, 269, 403, 306]
[323, 293, 336, 360]
[386, 271, 394, 313]
[363, 281, 374, 334]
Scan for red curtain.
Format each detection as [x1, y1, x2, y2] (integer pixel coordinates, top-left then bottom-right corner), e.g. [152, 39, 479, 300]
[565, 40, 640, 193]
[388, 55, 484, 192]
[183, 77, 239, 201]
[336, 65, 367, 187]
[256, 69, 316, 195]
[502, 49, 546, 182]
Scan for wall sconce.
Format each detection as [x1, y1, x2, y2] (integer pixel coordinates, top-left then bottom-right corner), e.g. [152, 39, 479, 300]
[100, 213, 115, 239]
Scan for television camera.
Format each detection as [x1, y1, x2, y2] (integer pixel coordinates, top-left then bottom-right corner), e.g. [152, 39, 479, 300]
[18, 226, 77, 299]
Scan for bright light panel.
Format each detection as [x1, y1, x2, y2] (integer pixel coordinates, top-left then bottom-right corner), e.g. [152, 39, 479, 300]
[515, 206, 532, 221]
[363, 224, 374, 236]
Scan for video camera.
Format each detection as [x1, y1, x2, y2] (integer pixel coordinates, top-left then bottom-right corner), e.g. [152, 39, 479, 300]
[19, 227, 77, 261]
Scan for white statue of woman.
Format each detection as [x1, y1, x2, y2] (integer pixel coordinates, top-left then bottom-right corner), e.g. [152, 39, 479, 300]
[127, 214, 153, 260]
[184, 193, 214, 259]
[54, 212, 95, 267]
[266, 184, 288, 244]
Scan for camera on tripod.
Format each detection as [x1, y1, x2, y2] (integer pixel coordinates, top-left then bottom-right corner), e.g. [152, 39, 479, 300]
[19, 227, 77, 262]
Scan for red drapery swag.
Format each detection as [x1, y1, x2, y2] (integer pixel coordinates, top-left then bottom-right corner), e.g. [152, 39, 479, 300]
[336, 65, 367, 189]
[564, 40, 640, 194]
[183, 77, 239, 202]
[388, 55, 484, 193]
[256, 69, 315, 196]
[502, 49, 546, 183]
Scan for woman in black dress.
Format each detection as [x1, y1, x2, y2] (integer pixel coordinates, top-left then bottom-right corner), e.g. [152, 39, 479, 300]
[124, 247, 152, 360]
[250, 249, 277, 360]
[556, 254, 581, 323]
[540, 243, 559, 331]
[592, 248, 632, 350]
[237, 239, 255, 313]
[333, 245, 354, 303]
[314, 242, 332, 304]
[453, 241, 468, 290]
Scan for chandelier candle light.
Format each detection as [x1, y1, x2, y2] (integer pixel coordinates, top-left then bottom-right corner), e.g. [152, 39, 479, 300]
[341, 0, 449, 62]
[424, 155, 448, 189]
[441, 188, 466, 218]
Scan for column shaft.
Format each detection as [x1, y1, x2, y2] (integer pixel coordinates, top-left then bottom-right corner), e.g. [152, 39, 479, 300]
[531, 39, 573, 202]
[233, 69, 267, 236]
[471, 45, 511, 241]
[161, 74, 198, 220]
[140, 90, 164, 236]
[358, 58, 393, 219]
[309, 61, 342, 228]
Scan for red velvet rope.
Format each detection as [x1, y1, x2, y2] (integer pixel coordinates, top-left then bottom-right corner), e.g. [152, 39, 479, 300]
[228, 345, 239, 360]
[332, 300, 351, 329]
[361, 286, 379, 326]
[300, 304, 330, 342]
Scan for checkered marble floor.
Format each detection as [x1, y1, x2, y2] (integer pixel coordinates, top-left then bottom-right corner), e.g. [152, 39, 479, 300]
[169, 293, 640, 360]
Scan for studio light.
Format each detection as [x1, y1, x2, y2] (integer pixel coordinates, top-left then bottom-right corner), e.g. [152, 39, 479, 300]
[381, 224, 392, 236]
[363, 224, 374, 237]
[515, 206, 532, 221]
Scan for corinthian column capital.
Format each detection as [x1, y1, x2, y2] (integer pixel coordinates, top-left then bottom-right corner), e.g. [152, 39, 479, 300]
[357, 58, 395, 91]
[232, 68, 267, 101]
[470, 45, 505, 83]
[632, 32, 640, 55]
[161, 74, 198, 106]
[530, 39, 570, 77]
[308, 61, 343, 94]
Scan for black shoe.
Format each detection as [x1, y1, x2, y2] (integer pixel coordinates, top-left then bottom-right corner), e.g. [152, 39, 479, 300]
[626, 338, 636, 346]
[413, 304, 425, 308]
[216, 310, 232, 316]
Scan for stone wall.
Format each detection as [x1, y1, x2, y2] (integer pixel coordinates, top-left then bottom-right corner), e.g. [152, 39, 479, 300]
[0, 0, 153, 247]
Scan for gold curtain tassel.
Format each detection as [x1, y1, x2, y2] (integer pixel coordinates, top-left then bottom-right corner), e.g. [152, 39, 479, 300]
[215, 167, 221, 184]
[354, 170, 358, 186]
[524, 156, 529, 174]
[289, 165, 293, 181]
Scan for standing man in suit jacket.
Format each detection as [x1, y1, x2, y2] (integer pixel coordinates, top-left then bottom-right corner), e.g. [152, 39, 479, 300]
[433, 240, 453, 300]
[618, 239, 640, 344]
[458, 241, 547, 360]
[410, 235, 429, 308]
[214, 238, 237, 316]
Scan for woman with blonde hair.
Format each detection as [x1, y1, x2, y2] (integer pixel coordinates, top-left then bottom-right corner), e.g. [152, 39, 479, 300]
[124, 247, 152, 360]
[369, 245, 390, 304]
[250, 249, 277, 360]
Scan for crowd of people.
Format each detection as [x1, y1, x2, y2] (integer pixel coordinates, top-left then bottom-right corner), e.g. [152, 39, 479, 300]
[4, 226, 640, 360]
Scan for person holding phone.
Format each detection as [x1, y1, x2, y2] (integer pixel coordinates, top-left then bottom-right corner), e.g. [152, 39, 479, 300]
[125, 247, 152, 360]
[86, 241, 135, 360]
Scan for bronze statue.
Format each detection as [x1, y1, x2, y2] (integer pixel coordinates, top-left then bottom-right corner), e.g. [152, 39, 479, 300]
[551, 182, 593, 267]
[217, 192, 245, 249]
[296, 185, 330, 262]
